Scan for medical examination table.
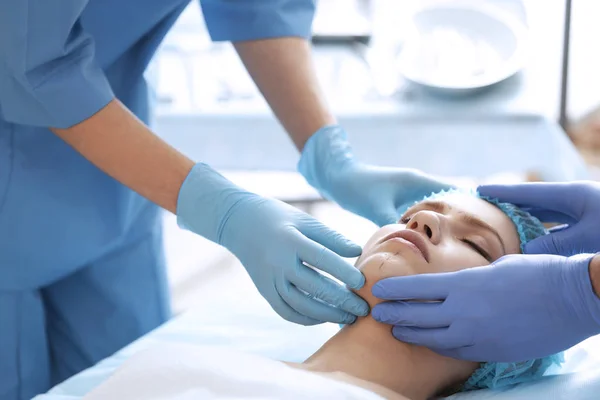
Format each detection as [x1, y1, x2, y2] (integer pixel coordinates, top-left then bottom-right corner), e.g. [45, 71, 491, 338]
[32, 2, 593, 396]
[35, 113, 596, 399]
[35, 284, 600, 400]
[38, 52, 594, 400]
[35, 113, 593, 400]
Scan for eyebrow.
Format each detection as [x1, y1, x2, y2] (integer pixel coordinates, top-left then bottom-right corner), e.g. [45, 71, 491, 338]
[456, 210, 506, 254]
[407, 200, 507, 254]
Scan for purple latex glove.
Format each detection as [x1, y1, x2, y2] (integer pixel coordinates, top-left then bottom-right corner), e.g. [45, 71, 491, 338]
[371, 181, 600, 362]
[372, 254, 600, 362]
[479, 181, 600, 256]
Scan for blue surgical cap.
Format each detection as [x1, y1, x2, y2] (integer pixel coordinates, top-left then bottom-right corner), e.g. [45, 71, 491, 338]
[418, 188, 564, 391]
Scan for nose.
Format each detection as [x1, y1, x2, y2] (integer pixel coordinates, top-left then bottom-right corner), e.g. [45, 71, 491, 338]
[406, 211, 441, 244]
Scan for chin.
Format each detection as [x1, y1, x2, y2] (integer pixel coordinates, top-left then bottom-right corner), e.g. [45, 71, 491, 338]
[356, 248, 419, 277]
[353, 253, 415, 305]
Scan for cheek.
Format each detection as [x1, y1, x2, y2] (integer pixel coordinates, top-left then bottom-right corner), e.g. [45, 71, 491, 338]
[354, 252, 414, 305]
[428, 243, 489, 273]
[356, 253, 415, 278]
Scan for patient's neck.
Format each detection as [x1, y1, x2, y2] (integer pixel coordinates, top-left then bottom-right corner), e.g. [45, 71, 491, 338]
[301, 316, 477, 400]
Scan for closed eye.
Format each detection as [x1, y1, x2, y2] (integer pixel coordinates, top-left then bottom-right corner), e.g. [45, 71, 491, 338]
[462, 239, 492, 262]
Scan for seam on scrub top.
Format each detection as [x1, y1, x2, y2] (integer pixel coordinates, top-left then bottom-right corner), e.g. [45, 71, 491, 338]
[22, 0, 94, 94]
[29, 52, 90, 92]
[132, 225, 170, 320]
[16, 293, 23, 400]
[0, 125, 14, 215]
[147, 227, 171, 321]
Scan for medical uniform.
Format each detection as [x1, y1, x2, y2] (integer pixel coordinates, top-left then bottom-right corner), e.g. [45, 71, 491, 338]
[0, 1, 315, 399]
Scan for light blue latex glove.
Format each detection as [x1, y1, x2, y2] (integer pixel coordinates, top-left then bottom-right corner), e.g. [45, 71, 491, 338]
[372, 253, 600, 362]
[177, 163, 369, 325]
[298, 126, 452, 226]
[479, 181, 600, 256]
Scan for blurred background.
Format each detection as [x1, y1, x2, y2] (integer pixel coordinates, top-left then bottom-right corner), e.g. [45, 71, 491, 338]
[146, 0, 600, 315]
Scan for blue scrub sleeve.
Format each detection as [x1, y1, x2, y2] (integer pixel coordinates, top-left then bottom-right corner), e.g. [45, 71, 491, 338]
[0, 0, 114, 129]
[200, 0, 316, 42]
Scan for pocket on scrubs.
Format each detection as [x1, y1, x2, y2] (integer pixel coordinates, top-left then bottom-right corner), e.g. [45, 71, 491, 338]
[0, 120, 14, 215]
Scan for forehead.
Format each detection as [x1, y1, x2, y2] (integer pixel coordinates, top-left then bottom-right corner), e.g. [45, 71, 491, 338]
[440, 193, 505, 221]
[434, 193, 521, 253]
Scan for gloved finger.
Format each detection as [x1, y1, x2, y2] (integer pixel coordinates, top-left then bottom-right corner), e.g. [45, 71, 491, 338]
[396, 203, 412, 216]
[394, 181, 452, 217]
[278, 280, 357, 324]
[268, 284, 323, 326]
[296, 232, 365, 289]
[290, 263, 369, 317]
[372, 209, 401, 228]
[368, 200, 400, 227]
[415, 177, 454, 197]
[372, 273, 457, 301]
[392, 326, 468, 350]
[371, 302, 451, 328]
[301, 219, 362, 258]
[524, 227, 577, 256]
[478, 183, 582, 220]
[519, 207, 577, 225]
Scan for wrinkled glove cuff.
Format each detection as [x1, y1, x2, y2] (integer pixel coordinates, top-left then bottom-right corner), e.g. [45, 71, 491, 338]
[176, 163, 250, 244]
[298, 125, 357, 196]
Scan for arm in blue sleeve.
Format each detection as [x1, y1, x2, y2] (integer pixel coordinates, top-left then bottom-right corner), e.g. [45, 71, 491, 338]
[0, 0, 114, 128]
[200, 0, 315, 42]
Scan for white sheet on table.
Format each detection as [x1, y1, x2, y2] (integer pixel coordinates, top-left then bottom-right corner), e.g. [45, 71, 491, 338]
[82, 344, 385, 400]
[38, 293, 600, 400]
[81, 337, 600, 400]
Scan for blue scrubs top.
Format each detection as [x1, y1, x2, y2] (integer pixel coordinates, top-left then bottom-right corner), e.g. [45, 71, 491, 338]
[0, 1, 315, 399]
[0, 0, 314, 289]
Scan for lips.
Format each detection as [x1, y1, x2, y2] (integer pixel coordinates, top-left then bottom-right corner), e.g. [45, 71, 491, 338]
[379, 229, 430, 262]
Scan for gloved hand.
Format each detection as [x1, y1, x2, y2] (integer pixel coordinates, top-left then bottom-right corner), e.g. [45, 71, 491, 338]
[298, 125, 452, 226]
[177, 163, 369, 325]
[479, 181, 600, 256]
[371, 253, 600, 362]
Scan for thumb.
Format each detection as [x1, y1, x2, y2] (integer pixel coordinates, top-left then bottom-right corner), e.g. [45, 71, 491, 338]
[372, 209, 400, 227]
[479, 183, 581, 220]
[369, 201, 400, 227]
[302, 219, 362, 258]
[524, 229, 573, 256]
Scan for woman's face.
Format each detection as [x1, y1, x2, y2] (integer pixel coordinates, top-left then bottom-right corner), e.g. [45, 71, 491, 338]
[355, 193, 522, 304]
